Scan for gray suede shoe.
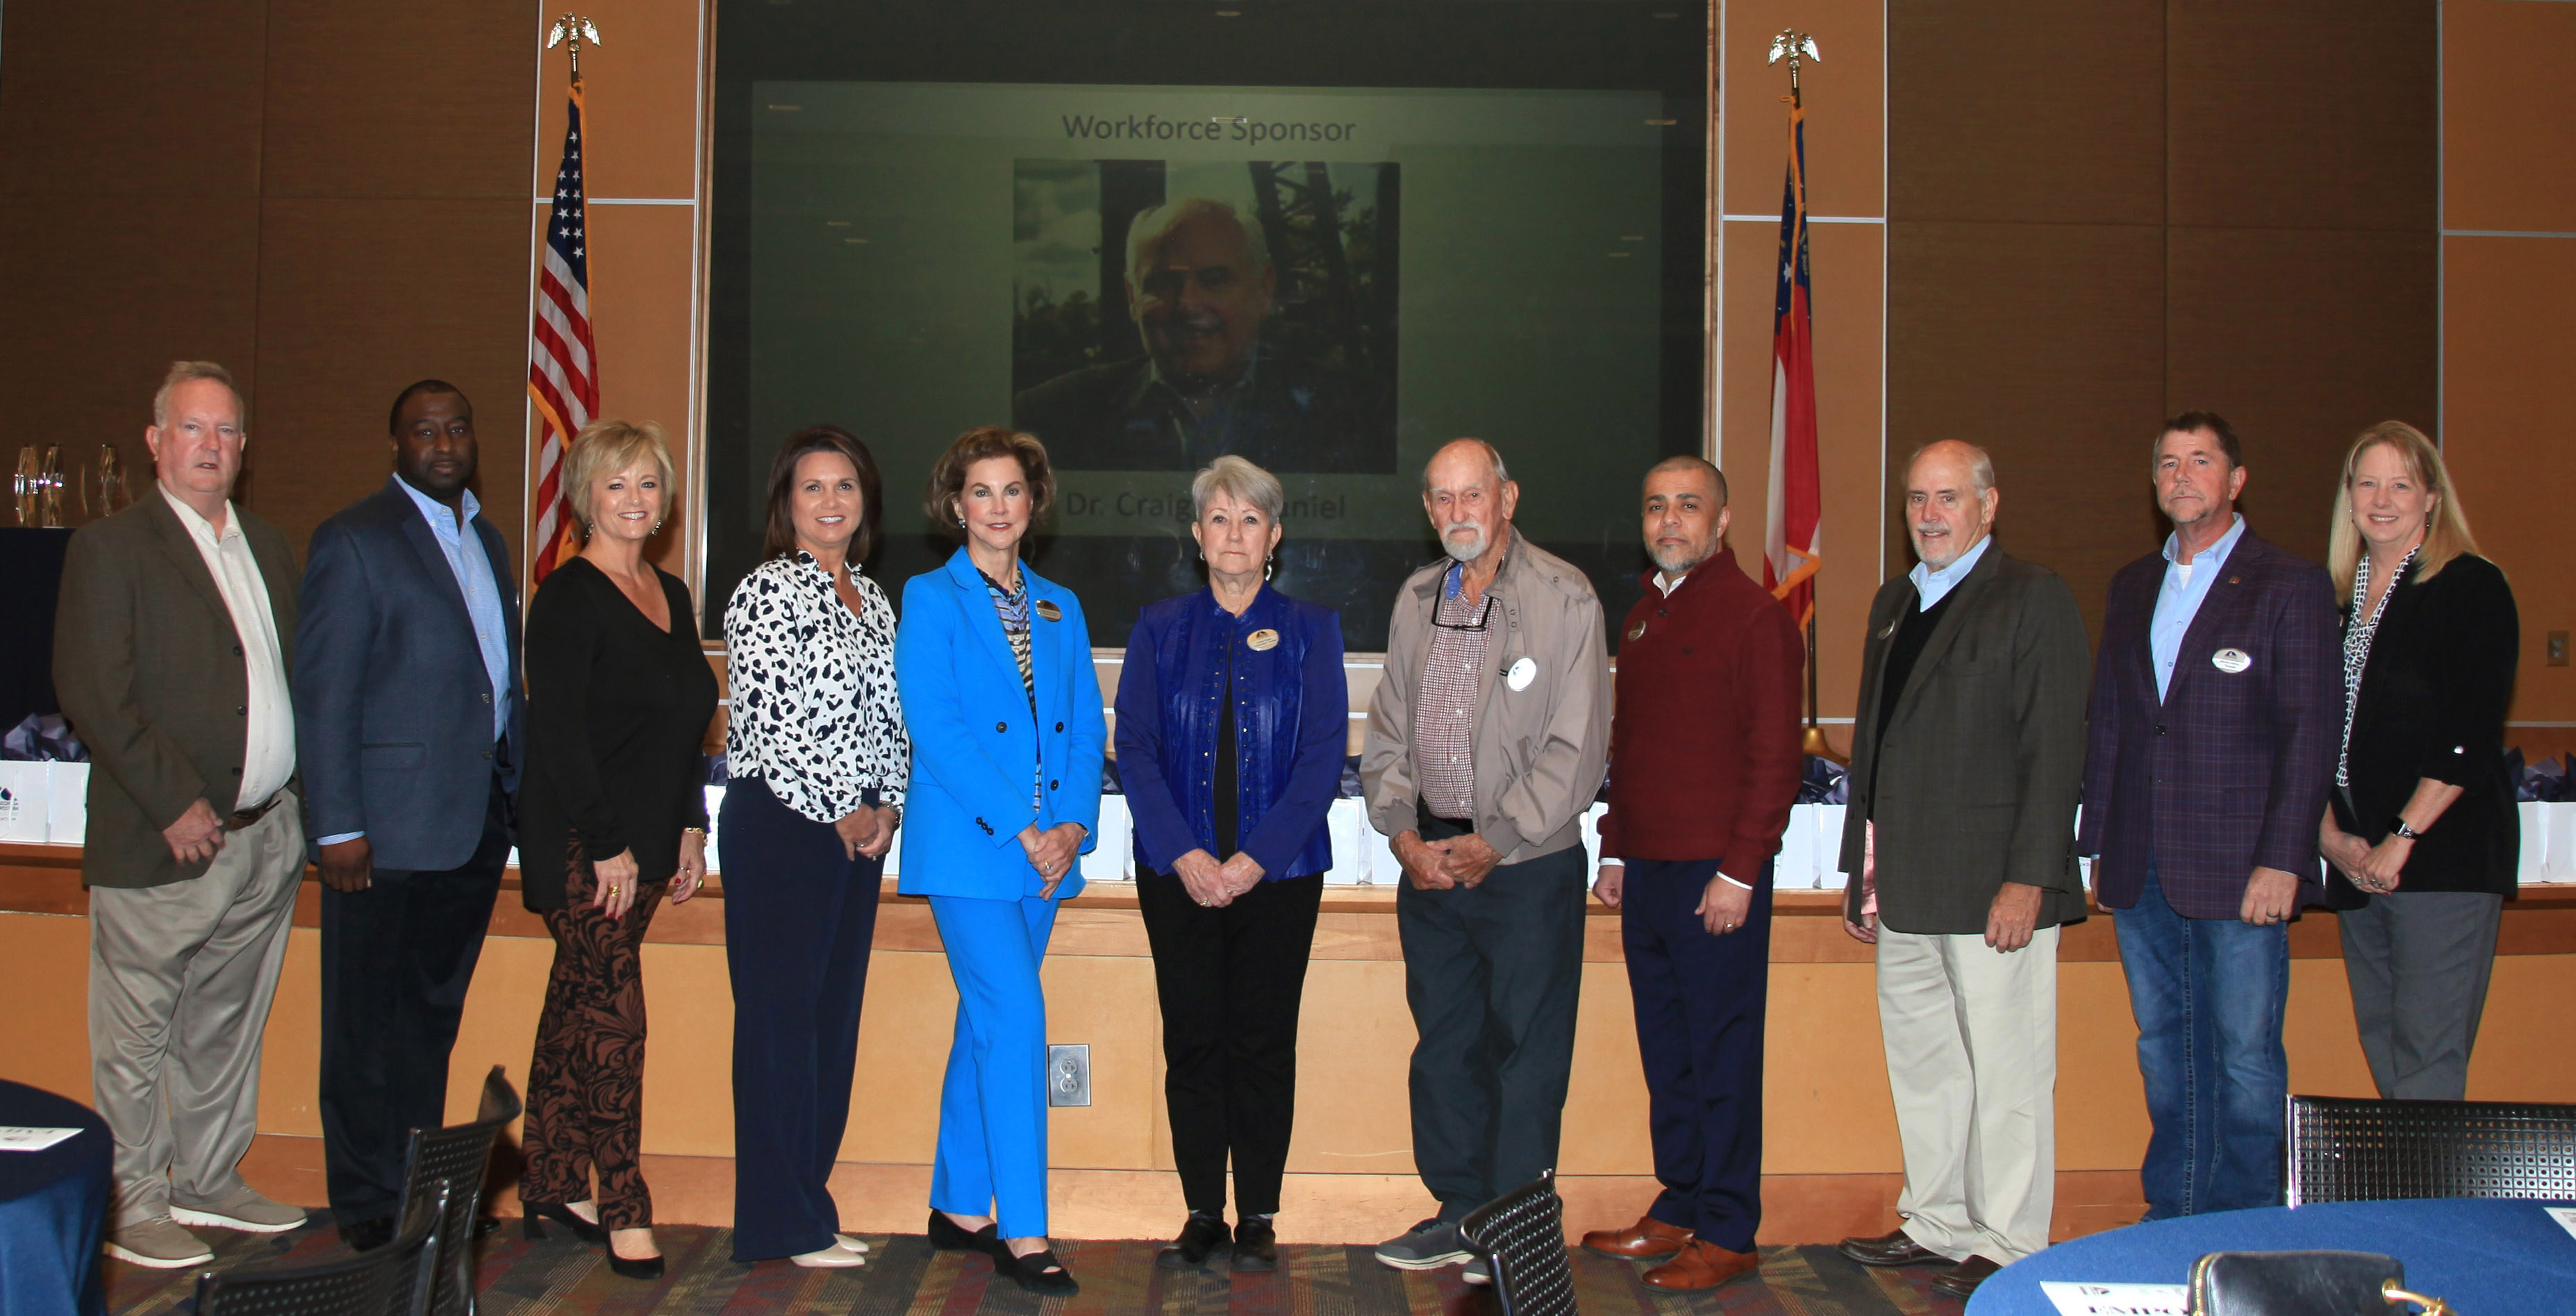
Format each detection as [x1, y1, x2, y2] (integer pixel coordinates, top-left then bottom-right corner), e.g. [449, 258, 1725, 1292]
[105, 1216, 215, 1269]
[172, 1185, 307, 1233]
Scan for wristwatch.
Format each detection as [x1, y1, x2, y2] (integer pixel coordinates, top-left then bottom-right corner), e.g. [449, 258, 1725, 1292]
[2388, 816, 2425, 840]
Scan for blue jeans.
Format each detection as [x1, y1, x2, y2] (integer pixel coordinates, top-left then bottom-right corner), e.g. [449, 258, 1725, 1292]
[2113, 860, 2291, 1218]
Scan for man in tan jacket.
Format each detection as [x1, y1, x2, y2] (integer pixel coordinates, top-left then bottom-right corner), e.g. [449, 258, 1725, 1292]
[54, 362, 309, 1268]
[1362, 438, 1610, 1281]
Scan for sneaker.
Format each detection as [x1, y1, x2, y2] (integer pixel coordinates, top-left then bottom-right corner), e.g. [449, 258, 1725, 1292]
[172, 1185, 307, 1233]
[1462, 1255, 1491, 1285]
[1374, 1218, 1472, 1271]
[105, 1216, 215, 1269]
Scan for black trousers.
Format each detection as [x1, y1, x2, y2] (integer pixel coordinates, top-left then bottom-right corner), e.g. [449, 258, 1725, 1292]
[1622, 856, 1771, 1253]
[318, 773, 509, 1224]
[1136, 868, 1324, 1217]
[1396, 813, 1586, 1221]
[720, 776, 881, 1261]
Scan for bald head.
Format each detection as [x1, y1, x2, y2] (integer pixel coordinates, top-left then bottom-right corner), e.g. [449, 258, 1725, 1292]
[1904, 440, 2000, 569]
[1422, 438, 1518, 563]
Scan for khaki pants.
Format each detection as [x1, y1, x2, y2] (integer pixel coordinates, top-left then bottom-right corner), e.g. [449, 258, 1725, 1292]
[88, 797, 304, 1227]
[1875, 923, 2059, 1265]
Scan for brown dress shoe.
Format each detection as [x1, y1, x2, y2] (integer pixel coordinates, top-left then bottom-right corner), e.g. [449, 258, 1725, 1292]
[1836, 1228, 1947, 1267]
[1643, 1239, 1761, 1290]
[1931, 1254, 2004, 1297]
[1579, 1214, 1692, 1260]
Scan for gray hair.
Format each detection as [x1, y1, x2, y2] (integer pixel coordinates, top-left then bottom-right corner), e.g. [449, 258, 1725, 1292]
[1125, 199, 1270, 286]
[153, 360, 242, 428]
[1421, 438, 1511, 493]
[1908, 440, 1997, 494]
[1191, 454, 1284, 524]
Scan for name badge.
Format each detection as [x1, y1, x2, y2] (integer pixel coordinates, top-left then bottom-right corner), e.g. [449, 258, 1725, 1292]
[2213, 647, 2251, 673]
[1246, 628, 1279, 651]
[1506, 656, 1538, 692]
[1626, 620, 1647, 642]
[1033, 599, 1062, 622]
[1879, 620, 1899, 640]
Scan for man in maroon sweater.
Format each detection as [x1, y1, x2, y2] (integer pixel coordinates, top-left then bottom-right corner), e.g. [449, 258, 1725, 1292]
[1577, 456, 1804, 1290]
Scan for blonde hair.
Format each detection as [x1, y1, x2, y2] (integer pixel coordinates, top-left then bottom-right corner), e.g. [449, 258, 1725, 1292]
[2327, 420, 2477, 586]
[153, 360, 242, 428]
[564, 418, 675, 531]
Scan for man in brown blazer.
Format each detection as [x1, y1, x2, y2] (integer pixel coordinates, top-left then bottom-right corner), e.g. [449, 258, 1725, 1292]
[1830, 441, 2090, 1299]
[53, 362, 309, 1269]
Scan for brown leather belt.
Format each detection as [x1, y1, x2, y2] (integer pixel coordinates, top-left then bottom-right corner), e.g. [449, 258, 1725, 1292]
[227, 792, 285, 831]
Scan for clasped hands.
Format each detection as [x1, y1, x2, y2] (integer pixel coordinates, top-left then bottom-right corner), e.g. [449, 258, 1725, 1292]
[1172, 848, 1265, 907]
[1017, 821, 1088, 899]
[1391, 829, 1502, 892]
[2322, 826, 2408, 896]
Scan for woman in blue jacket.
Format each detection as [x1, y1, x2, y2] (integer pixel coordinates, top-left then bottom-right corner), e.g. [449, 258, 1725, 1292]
[894, 426, 1104, 1297]
[1113, 456, 1348, 1273]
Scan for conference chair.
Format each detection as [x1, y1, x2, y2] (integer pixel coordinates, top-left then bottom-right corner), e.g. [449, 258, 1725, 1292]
[192, 1184, 446, 1316]
[1459, 1169, 1578, 1316]
[2286, 1094, 2576, 1206]
[394, 1065, 523, 1316]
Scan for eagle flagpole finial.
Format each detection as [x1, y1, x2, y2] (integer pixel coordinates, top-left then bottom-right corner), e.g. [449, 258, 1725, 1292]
[545, 15, 602, 83]
[1765, 29, 1821, 106]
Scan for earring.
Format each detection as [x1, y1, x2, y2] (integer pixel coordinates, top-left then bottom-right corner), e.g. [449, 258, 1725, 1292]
[958, 517, 967, 527]
[1264, 555, 1275, 581]
[652, 519, 663, 534]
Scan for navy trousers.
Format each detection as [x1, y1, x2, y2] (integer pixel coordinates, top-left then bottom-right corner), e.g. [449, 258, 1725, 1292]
[317, 772, 508, 1226]
[720, 776, 882, 1261]
[1621, 856, 1771, 1253]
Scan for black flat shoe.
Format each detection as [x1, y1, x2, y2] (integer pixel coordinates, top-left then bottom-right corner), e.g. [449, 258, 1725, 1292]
[1230, 1217, 1278, 1273]
[607, 1249, 666, 1281]
[1156, 1213, 1231, 1270]
[997, 1245, 1079, 1296]
[926, 1209, 1008, 1260]
[340, 1215, 394, 1253]
[522, 1201, 609, 1245]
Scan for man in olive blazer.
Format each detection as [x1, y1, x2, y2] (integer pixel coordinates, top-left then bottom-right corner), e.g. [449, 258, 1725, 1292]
[1831, 441, 2090, 1301]
[53, 363, 310, 1269]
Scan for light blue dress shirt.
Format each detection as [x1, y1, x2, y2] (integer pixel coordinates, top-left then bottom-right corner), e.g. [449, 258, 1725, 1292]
[2150, 513, 2247, 703]
[1906, 533, 1991, 611]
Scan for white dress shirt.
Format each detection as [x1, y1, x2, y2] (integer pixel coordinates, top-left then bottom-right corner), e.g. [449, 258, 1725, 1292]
[161, 486, 295, 809]
[1906, 533, 1991, 611]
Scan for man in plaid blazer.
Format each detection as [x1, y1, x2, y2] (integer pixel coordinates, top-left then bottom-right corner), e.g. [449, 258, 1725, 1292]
[2079, 412, 2341, 1220]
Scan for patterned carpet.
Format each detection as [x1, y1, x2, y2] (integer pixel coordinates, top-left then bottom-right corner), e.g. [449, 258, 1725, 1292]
[107, 1217, 1967, 1315]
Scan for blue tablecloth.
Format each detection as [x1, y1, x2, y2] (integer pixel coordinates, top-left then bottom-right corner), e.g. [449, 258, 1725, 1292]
[1970, 1198, 2576, 1316]
[0, 1079, 110, 1316]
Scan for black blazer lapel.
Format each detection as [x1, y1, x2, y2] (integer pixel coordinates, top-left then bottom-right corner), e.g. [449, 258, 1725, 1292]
[397, 501, 483, 637]
[1889, 544, 2004, 718]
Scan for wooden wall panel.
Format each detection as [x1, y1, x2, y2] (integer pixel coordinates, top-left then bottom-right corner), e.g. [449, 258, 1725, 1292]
[530, 0, 707, 202]
[251, 198, 535, 561]
[0, 0, 269, 197]
[2166, 0, 2436, 232]
[2442, 0, 2576, 233]
[1887, 0, 2165, 226]
[2163, 226, 2439, 567]
[1720, 0, 1884, 218]
[0, 198, 264, 503]
[577, 202, 701, 579]
[1885, 220, 2167, 633]
[258, 0, 534, 200]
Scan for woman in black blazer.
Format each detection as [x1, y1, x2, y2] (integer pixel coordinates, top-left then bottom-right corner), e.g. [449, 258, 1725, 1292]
[515, 419, 720, 1278]
[2318, 420, 2520, 1101]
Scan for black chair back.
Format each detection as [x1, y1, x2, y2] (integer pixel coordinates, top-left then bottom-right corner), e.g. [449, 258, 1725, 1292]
[2286, 1094, 2576, 1205]
[1459, 1169, 1578, 1316]
[194, 1185, 446, 1316]
[394, 1065, 522, 1316]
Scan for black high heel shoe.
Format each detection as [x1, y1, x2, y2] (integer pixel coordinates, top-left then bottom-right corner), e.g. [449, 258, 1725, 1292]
[521, 1201, 609, 1244]
[606, 1242, 666, 1281]
[997, 1244, 1079, 1296]
[925, 1210, 1008, 1260]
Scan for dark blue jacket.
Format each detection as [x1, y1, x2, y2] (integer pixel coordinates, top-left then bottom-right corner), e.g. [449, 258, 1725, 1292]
[1114, 584, 1347, 881]
[294, 477, 522, 870]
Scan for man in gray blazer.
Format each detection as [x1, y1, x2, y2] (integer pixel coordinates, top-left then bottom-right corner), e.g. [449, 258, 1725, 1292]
[54, 361, 310, 1268]
[1831, 441, 2090, 1299]
[294, 380, 522, 1249]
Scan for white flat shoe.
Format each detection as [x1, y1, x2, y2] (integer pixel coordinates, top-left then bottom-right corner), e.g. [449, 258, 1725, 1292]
[835, 1233, 871, 1253]
[791, 1243, 867, 1268]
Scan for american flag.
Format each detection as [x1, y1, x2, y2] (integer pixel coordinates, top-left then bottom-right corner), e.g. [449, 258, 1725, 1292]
[526, 77, 598, 586]
[1762, 97, 1822, 627]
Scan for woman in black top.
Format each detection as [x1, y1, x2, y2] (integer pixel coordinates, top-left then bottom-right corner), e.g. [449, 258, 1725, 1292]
[2317, 421, 2520, 1101]
[514, 419, 720, 1278]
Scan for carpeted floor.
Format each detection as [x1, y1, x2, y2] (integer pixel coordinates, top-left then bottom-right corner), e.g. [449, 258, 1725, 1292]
[108, 1215, 1968, 1315]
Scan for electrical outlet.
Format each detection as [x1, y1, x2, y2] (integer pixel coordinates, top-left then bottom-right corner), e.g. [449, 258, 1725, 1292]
[2550, 631, 2570, 667]
[1047, 1044, 1091, 1107]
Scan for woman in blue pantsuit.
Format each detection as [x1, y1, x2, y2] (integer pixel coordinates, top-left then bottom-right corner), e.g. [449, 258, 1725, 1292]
[895, 425, 1104, 1297]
